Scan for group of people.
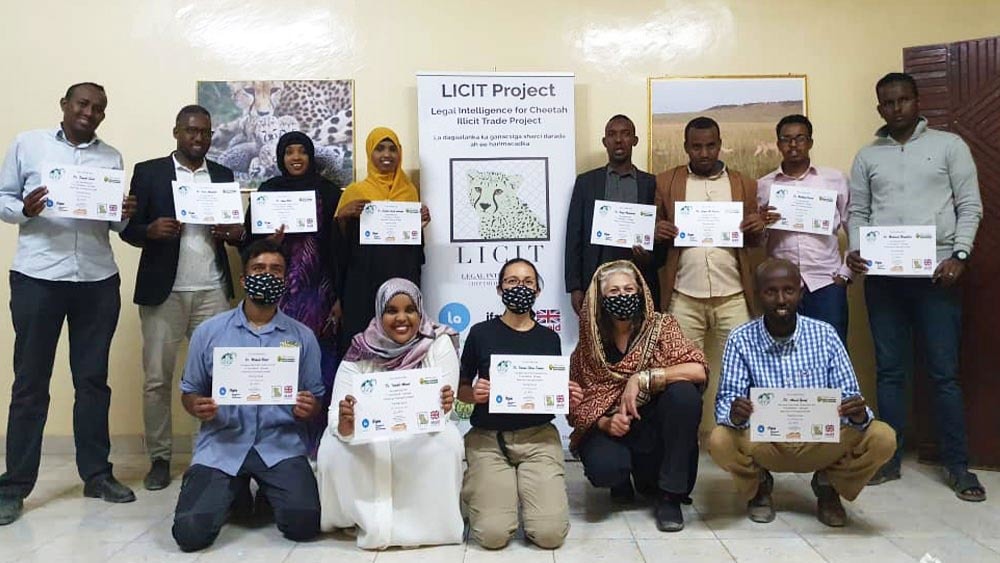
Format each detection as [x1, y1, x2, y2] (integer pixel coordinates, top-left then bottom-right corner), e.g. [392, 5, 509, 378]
[0, 70, 986, 552]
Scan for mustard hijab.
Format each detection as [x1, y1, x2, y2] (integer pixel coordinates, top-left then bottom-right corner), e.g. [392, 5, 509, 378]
[336, 127, 419, 214]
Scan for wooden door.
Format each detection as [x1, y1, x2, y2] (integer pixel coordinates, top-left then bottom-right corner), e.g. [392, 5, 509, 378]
[905, 37, 1000, 469]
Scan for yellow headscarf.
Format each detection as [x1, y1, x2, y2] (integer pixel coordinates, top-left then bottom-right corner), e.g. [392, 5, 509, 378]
[336, 127, 419, 214]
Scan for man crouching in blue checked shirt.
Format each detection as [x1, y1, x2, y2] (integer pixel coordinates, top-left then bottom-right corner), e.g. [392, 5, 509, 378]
[708, 258, 895, 527]
[171, 239, 324, 552]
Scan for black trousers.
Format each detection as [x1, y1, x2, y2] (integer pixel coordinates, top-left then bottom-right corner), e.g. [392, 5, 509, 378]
[578, 381, 702, 495]
[172, 450, 321, 552]
[0, 272, 121, 499]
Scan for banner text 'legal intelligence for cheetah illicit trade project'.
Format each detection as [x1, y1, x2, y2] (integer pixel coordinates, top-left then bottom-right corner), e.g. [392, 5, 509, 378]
[417, 72, 577, 447]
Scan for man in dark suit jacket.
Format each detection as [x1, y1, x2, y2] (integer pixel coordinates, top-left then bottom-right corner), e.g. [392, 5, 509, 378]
[120, 105, 244, 491]
[565, 114, 662, 314]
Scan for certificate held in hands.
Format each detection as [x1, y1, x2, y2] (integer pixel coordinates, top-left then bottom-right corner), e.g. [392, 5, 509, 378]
[40, 163, 125, 221]
[352, 367, 446, 442]
[673, 201, 743, 248]
[212, 347, 300, 405]
[250, 190, 318, 234]
[590, 200, 656, 250]
[172, 181, 244, 225]
[859, 226, 936, 277]
[749, 387, 841, 443]
[767, 183, 838, 235]
[359, 201, 422, 245]
[488, 355, 570, 415]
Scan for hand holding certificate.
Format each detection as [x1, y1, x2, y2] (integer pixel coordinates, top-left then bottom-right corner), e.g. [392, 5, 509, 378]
[673, 201, 744, 247]
[749, 387, 841, 443]
[488, 355, 570, 414]
[859, 226, 936, 277]
[250, 190, 318, 234]
[352, 367, 447, 442]
[40, 163, 125, 221]
[172, 181, 244, 225]
[212, 347, 300, 405]
[767, 183, 838, 235]
[590, 200, 656, 250]
[359, 201, 423, 245]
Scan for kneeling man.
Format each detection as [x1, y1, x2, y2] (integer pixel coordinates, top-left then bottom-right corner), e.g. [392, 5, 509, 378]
[172, 239, 324, 551]
[708, 259, 894, 527]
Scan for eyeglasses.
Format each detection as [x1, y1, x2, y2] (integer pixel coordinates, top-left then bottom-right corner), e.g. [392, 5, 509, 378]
[501, 277, 537, 289]
[777, 134, 811, 145]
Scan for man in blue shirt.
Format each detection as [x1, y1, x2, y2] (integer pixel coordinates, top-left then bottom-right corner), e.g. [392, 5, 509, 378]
[171, 239, 324, 552]
[708, 259, 895, 527]
[0, 82, 138, 525]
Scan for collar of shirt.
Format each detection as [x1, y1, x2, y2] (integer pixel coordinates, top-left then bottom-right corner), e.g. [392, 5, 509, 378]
[687, 162, 727, 181]
[774, 163, 817, 182]
[754, 315, 802, 354]
[172, 152, 209, 175]
[606, 164, 637, 178]
[54, 125, 101, 149]
[233, 301, 291, 335]
[874, 116, 928, 145]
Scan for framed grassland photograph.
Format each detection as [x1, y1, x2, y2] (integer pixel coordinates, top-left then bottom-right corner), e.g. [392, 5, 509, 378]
[197, 79, 355, 190]
[648, 75, 807, 179]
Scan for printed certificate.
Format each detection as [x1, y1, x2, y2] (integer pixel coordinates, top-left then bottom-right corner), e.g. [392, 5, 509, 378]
[859, 226, 937, 277]
[250, 190, 318, 234]
[172, 181, 244, 225]
[673, 201, 744, 248]
[767, 183, 838, 235]
[40, 163, 125, 221]
[590, 200, 656, 250]
[353, 367, 446, 442]
[488, 355, 570, 414]
[212, 347, 299, 406]
[359, 201, 422, 245]
[749, 387, 841, 443]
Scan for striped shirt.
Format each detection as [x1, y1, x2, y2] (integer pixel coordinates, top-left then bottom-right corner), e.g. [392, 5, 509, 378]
[715, 315, 873, 429]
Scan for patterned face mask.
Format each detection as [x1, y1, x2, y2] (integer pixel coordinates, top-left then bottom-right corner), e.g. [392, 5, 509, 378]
[603, 292, 641, 320]
[501, 285, 536, 315]
[243, 273, 285, 306]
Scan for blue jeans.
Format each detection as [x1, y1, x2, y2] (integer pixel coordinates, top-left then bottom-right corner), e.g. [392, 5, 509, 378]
[799, 283, 848, 347]
[864, 276, 968, 471]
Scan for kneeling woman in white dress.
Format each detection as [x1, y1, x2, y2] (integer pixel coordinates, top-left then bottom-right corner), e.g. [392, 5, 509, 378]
[317, 278, 464, 549]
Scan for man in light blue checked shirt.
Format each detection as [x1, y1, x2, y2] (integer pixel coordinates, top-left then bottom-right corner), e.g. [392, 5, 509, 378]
[708, 259, 895, 528]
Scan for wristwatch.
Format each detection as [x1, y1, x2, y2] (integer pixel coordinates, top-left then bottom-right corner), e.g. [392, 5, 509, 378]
[952, 250, 970, 262]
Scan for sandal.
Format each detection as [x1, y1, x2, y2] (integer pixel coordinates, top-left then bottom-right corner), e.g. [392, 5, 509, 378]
[947, 469, 987, 502]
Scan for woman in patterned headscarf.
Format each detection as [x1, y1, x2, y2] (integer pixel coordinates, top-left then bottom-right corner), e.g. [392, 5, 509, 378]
[568, 260, 707, 533]
[316, 278, 463, 550]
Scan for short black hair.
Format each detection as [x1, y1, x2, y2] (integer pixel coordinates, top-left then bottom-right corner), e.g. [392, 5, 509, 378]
[605, 114, 636, 133]
[775, 114, 813, 138]
[497, 258, 544, 290]
[240, 238, 288, 272]
[684, 116, 720, 142]
[175, 104, 211, 124]
[876, 72, 919, 98]
[64, 82, 105, 100]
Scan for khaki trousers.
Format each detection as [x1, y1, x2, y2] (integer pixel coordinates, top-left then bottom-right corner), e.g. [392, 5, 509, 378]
[139, 288, 229, 460]
[462, 424, 569, 550]
[707, 422, 896, 502]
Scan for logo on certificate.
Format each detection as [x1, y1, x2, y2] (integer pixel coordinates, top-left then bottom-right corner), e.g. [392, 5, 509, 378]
[49, 168, 64, 180]
[177, 185, 189, 195]
[219, 386, 227, 396]
[220, 352, 236, 366]
[496, 360, 512, 374]
[756, 392, 774, 406]
[360, 379, 376, 394]
[598, 205, 609, 215]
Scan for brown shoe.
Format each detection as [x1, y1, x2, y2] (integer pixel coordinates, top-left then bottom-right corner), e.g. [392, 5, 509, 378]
[812, 472, 846, 527]
[747, 470, 775, 523]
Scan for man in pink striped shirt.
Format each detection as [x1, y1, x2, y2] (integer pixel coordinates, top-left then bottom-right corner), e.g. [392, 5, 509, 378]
[758, 115, 851, 345]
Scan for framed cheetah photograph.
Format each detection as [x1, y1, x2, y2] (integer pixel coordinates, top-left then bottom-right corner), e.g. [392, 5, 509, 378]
[197, 79, 355, 190]
[449, 157, 551, 243]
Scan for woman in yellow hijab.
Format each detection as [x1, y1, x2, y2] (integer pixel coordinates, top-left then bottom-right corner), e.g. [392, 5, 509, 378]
[335, 127, 428, 355]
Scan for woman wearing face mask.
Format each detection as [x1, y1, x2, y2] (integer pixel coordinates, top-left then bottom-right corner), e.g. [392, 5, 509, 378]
[334, 127, 429, 357]
[316, 278, 463, 550]
[244, 131, 343, 452]
[568, 260, 707, 532]
[458, 258, 577, 550]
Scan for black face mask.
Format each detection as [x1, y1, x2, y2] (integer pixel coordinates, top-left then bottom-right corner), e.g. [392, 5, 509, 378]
[603, 293, 641, 320]
[501, 285, 536, 314]
[243, 273, 285, 306]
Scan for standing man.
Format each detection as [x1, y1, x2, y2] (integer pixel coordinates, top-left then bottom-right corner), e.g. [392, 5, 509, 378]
[847, 72, 985, 501]
[654, 117, 765, 373]
[565, 114, 660, 313]
[0, 82, 138, 525]
[120, 105, 244, 491]
[758, 114, 852, 345]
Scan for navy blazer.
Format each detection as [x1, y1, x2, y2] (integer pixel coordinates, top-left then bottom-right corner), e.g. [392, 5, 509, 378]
[120, 156, 236, 306]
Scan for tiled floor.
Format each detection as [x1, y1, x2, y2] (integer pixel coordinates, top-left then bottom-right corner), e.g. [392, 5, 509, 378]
[1, 453, 998, 562]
